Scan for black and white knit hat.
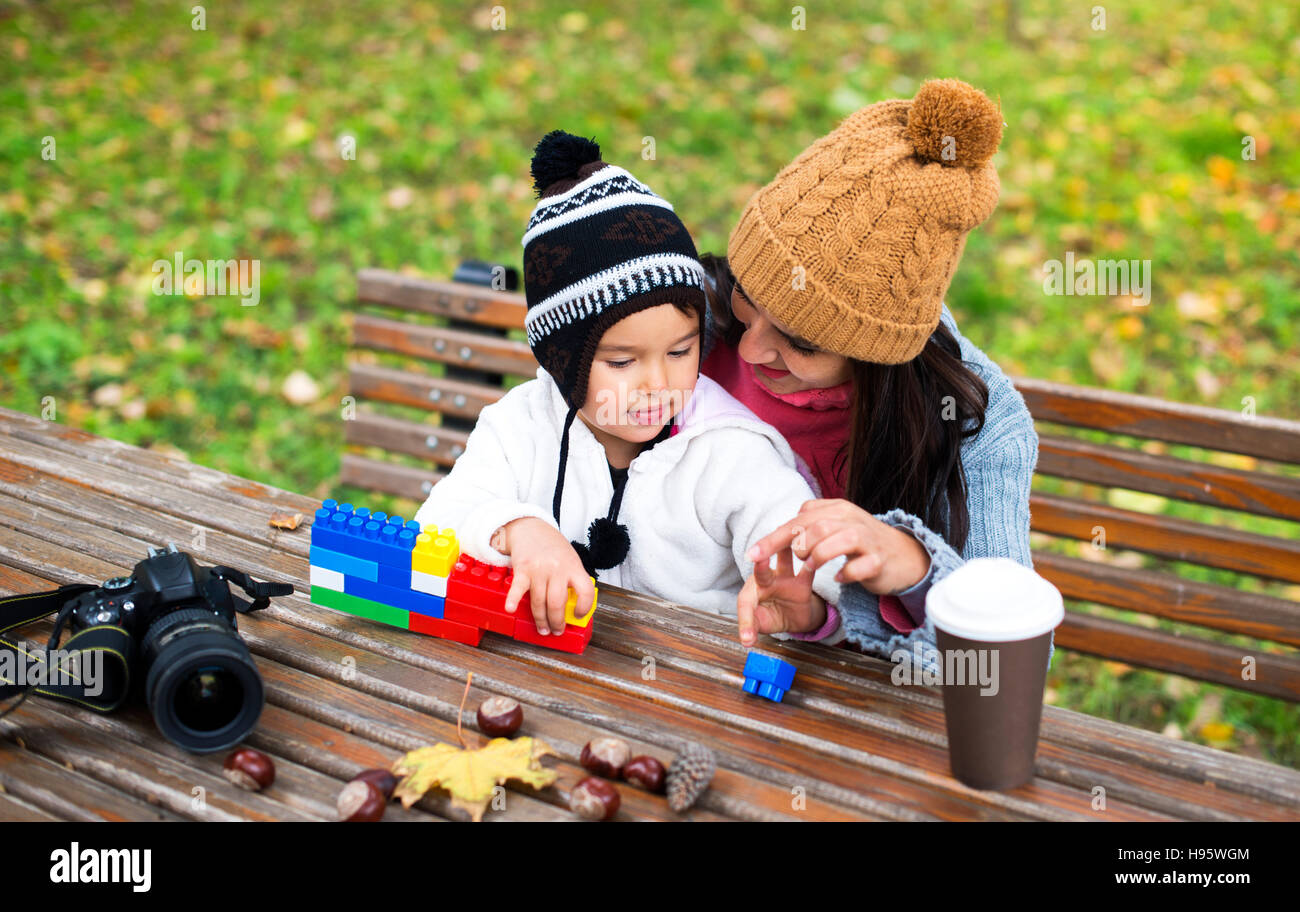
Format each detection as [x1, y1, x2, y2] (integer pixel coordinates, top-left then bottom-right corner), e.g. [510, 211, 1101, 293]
[523, 131, 708, 409]
[522, 131, 707, 579]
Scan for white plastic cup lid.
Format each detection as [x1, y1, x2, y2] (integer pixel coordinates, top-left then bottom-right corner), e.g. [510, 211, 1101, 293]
[925, 557, 1064, 642]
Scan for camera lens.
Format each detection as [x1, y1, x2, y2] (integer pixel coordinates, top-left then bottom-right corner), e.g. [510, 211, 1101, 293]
[140, 608, 264, 754]
[174, 666, 244, 732]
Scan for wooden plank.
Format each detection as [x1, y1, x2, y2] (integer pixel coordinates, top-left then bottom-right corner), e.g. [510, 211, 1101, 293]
[348, 362, 503, 420]
[1033, 551, 1300, 648]
[1030, 493, 1300, 584]
[248, 603, 1055, 821]
[353, 313, 538, 378]
[0, 790, 62, 821]
[0, 407, 315, 517]
[1036, 434, 1300, 522]
[588, 590, 1290, 820]
[357, 269, 527, 331]
[339, 452, 443, 500]
[0, 743, 182, 821]
[0, 698, 321, 821]
[1015, 377, 1300, 463]
[252, 653, 742, 822]
[1055, 610, 1300, 702]
[345, 410, 469, 469]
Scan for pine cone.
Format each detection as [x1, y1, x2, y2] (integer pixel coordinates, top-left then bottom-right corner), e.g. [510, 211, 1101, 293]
[666, 742, 715, 812]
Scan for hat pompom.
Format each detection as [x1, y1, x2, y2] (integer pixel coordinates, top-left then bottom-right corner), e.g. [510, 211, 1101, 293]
[531, 130, 602, 197]
[903, 79, 1002, 168]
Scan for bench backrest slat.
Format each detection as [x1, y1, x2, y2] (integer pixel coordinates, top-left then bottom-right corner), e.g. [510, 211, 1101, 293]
[357, 268, 528, 330]
[1015, 377, 1300, 463]
[1036, 435, 1300, 522]
[1057, 610, 1300, 702]
[353, 313, 539, 378]
[1031, 492, 1300, 585]
[349, 362, 505, 420]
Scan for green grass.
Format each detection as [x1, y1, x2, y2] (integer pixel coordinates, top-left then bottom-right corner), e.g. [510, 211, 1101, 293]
[1, 0, 1297, 767]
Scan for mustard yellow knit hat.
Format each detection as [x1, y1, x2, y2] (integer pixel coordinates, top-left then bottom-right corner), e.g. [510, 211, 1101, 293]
[727, 79, 1003, 364]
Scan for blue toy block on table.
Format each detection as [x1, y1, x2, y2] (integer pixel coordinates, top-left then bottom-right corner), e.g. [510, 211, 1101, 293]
[742, 651, 797, 703]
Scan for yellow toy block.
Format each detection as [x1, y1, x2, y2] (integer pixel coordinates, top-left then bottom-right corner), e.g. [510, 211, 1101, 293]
[412, 528, 459, 577]
[564, 576, 598, 628]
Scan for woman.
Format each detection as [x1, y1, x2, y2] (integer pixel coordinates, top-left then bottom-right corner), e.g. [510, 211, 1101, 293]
[704, 79, 1043, 670]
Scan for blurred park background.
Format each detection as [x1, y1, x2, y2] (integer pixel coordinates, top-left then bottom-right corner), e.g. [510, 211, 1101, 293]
[1, 0, 1297, 764]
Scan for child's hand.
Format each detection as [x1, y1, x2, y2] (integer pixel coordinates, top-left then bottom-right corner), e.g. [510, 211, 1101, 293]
[498, 517, 595, 635]
[736, 543, 827, 646]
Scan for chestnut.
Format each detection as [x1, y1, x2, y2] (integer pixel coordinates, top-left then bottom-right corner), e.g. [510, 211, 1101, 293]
[570, 776, 620, 821]
[337, 779, 386, 822]
[580, 737, 631, 779]
[477, 696, 524, 738]
[623, 755, 667, 794]
[350, 768, 398, 801]
[223, 747, 275, 791]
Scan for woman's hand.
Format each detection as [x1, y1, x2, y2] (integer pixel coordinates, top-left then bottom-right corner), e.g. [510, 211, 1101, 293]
[497, 517, 595, 635]
[736, 543, 827, 646]
[747, 499, 931, 596]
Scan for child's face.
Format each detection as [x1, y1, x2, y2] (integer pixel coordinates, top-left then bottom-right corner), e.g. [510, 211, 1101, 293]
[579, 303, 700, 453]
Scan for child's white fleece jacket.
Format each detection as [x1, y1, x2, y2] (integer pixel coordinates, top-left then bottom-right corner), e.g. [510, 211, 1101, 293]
[413, 367, 844, 619]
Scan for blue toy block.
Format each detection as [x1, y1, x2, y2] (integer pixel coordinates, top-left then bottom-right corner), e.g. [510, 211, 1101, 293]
[311, 503, 419, 566]
[309, 544, 379, 582]
[344, 574, 445, 618]
[377, 562, 412, 588]
[743, 651, 796, 691]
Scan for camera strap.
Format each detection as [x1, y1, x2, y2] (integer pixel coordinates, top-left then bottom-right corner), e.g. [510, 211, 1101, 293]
[0, 584, 134, 718]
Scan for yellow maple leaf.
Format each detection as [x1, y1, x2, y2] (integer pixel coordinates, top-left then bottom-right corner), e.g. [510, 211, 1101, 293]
[391, 737, 558, 822]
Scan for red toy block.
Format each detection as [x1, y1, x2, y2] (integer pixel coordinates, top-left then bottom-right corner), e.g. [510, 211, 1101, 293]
[408, 611, 483, 647]
[443, 597, 517, 636]
[446, 555, 514, 616]
[511, 614, 593, 655]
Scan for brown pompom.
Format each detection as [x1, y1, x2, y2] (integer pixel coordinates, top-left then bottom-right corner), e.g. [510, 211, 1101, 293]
[903, 79, 1003, 168]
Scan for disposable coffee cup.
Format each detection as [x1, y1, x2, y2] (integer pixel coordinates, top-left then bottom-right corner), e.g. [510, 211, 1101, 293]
[925, 558, 1064, 791]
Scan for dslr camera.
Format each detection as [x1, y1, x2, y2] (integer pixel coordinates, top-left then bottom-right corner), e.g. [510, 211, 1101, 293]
[65, 544, 293, 753]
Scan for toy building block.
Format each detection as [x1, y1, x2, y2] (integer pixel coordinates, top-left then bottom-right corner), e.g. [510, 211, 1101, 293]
[309, 544, 379, 582]
[308, 499, 598, 655]
[410, 569, 448, 598]
[311, 585, 410, 630]
[564, 578, 599, 628]
[378, 562, 414, 588]
[510, 613, 593, 655]
[412, 529, 459, 577]
[344, 575, 445, 618]
[445, 554, 512, 612]
[309, 564, 345, 592]
[408, 611, 482, 647]
[742, 651, 797, 703]
[312, 503, 420, 567]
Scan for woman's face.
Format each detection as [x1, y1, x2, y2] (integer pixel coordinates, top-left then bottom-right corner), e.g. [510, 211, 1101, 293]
[730, 284, 852, 393]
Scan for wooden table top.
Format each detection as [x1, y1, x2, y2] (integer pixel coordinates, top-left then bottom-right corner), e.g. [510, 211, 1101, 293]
[0, 404, 1297, 822]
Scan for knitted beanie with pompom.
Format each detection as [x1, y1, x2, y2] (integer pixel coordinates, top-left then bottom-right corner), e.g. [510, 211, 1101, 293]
[727, 79, 1004, 364]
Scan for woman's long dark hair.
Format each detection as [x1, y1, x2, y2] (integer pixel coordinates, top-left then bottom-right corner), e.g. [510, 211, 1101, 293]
[700, 253, 988, 552]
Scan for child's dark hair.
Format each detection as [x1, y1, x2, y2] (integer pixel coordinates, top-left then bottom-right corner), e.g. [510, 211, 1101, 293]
[697, 253, 988, 552]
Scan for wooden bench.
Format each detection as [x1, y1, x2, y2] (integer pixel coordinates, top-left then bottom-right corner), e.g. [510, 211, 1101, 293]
[344, 267, 1300, 703]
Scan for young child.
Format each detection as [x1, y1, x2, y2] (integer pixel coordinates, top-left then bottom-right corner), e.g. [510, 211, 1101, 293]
[413, 131, 844, 642]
